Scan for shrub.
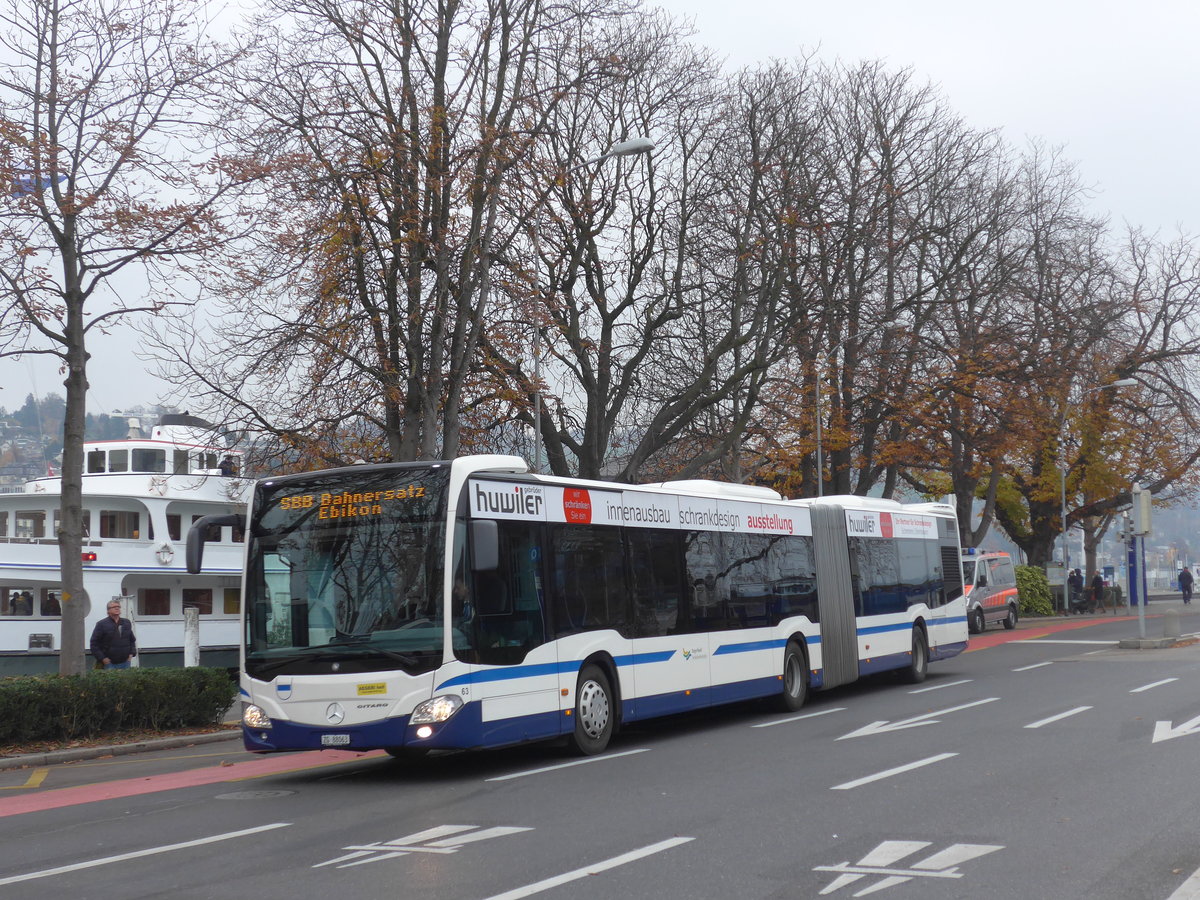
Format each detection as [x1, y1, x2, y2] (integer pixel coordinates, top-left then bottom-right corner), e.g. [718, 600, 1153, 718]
[1016, 565, 1055, 617]
[0, 667, 236, 746]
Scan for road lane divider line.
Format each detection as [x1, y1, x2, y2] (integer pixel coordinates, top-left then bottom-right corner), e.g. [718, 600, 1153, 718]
[752, 707, 847, 728]
[485, 748, 650, 782]
[0, 822, 291, 887]
[479, 836, 694, 900]
[831, 753, 958, 791]
[1013, 662, 1053, 672]
[0, 768, 48, 790]
[1024, 707, 1092, 729]
[908, 679, 972, 694]
[1014, 639, 1116, 645]
[1131, 678, 1178, 693]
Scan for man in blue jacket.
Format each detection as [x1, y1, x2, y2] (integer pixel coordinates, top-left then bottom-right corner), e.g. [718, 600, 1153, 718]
[90, 600, 137, 669]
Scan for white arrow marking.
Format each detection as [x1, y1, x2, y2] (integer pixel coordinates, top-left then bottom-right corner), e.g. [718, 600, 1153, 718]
[837, 697, 999, 740]
[1153, 713, 1200, 743]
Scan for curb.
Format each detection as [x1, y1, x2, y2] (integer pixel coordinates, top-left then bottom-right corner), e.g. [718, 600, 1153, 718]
[0, 728, 242, 772]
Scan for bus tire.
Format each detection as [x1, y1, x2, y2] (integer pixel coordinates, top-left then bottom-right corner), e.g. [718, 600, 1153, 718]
[778, 640, 809, 712]
[969, 607, 985, 635]
[1003, 605, 1018, 630]
[903, 627, 929, 684]
[567, 664, 614, 756]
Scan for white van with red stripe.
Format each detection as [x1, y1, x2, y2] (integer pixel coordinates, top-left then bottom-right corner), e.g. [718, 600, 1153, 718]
[962, 549, 1019, 633]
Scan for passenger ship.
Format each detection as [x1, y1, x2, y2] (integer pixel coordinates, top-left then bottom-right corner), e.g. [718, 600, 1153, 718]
[0, 414, 247, 675]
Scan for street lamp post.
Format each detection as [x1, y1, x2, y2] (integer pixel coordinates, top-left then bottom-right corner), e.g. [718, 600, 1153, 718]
[1058, 376, 1137, 612]
[530, 137, 653, 474]
[814, 320, 899, 497]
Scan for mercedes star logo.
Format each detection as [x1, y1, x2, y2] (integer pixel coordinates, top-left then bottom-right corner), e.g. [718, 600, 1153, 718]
[325, 702, 345, 725]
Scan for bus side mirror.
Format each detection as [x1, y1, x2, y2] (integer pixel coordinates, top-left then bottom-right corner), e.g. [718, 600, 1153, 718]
[186, 514, 246, 574]
[470, 519, 499, 572]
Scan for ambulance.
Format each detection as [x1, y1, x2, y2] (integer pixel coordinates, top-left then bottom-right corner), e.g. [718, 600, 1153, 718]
[961, 548, 1020, 633]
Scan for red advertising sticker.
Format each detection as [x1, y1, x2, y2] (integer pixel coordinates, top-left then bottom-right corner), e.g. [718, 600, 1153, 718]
[563, 488, 592, 524]
[879, 511, 894, 539]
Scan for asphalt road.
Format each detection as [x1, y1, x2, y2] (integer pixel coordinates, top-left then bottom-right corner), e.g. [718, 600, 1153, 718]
[3, 605, 1200, 900]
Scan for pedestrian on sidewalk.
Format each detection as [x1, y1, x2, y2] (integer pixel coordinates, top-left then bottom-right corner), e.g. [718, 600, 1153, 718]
[1091, 570, 1110, 615]
[1180, 567, 1194, 605]
[90, 600, 137, 669]
[1067, 568, 1085, 613]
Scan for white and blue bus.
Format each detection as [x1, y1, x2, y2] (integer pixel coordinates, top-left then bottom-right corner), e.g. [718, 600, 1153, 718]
[187, 455, 967, 756]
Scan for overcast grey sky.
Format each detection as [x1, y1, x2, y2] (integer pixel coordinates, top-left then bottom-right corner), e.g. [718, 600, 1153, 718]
[3, 0, 1195, 417]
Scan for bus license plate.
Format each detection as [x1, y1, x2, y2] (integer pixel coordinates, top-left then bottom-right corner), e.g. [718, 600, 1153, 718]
[321, 734, 351, 747]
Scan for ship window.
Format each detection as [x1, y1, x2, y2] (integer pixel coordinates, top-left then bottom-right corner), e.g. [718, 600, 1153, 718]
[132, 448, 166, 473]
[100, 510, 140, 539]
[87, 450, 107, 473]
[139, 588, 171, 616]
[41, 590, 61, 617]
[183, 588, 213, 615]
[167, 514, 182, 541]
[223, 588, 241, 615]
[0, 512, 7, 537]
[15, 511, 45, 539]
[192, 514, 221, 542]
[108, 449, 128, 473]
[3, 589, 35, 615]
[53, 510, 90, 538]
[173, 450, 189, 474]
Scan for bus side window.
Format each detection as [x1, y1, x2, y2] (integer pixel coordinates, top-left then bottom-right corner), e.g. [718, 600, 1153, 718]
[628, 529, 684, 637]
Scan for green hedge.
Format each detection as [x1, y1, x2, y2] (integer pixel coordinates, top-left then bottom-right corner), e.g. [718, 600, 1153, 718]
[0, 667, 237, 745]
[1016, 565, 1055, 618]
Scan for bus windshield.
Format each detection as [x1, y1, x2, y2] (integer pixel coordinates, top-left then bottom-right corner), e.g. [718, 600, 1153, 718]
[244, 466, 450, 679]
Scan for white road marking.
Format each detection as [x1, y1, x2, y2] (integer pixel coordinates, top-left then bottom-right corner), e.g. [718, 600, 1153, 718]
[1024, 707, 1092, 729]
[1131, 678, 1178, 693]
[1166, 862, 1200, 899]
[485, 748, 650, 782]
[908, 679, 972, 694]
[1014, 639, 1116, 645]
[837, 698, 999, 740]
[315, 824, 533, 868]
[480, 836, 694, 900]
[1012, 661, 1053, 672]
[816, 841, 1004, 895]
[1153, 713, 1200, 743]
[0, 823, 291, 887]
[831, 753, 958, 791]
[753, 707, 847, 728]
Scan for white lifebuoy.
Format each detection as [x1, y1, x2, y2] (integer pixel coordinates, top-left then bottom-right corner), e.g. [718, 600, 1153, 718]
[156, 543, 175, 565]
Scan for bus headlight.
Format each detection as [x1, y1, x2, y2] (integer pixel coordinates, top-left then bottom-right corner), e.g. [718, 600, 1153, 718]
[242, 704, 272, 729]
[410, 694, 463, 725]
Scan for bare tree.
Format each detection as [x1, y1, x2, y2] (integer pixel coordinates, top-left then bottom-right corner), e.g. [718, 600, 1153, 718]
[148, 0, 633, 468]
[0, 0, 245, 674]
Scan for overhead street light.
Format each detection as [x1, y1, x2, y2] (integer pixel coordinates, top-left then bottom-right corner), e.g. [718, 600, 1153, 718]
[1058, 376, 1137, 612]
[531, 137, 653, 474]
[814, 320, 902, 497]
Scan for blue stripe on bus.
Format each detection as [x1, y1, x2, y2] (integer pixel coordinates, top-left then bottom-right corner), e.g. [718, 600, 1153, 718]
[713, 639, 788, 656]
[435, 650, 678, 691]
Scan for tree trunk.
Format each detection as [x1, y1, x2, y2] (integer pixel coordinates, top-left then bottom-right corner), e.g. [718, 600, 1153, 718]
[58, 291, 89, 676]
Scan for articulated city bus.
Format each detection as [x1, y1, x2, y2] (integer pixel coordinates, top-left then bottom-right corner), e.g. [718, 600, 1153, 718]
[188, 455, 967, 756]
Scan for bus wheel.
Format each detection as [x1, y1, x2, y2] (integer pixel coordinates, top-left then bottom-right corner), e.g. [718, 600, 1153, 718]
[778, 641, 809, 712]
[568, 665, 614, 756]
[1003, 605, 1018, 630]
[969, 607, 985, 635]
[903, 628, 929, 684]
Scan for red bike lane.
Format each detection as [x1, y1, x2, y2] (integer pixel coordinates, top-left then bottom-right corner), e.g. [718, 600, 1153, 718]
[0, 748, 386, 819]
[965, 613, 1137, 651]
